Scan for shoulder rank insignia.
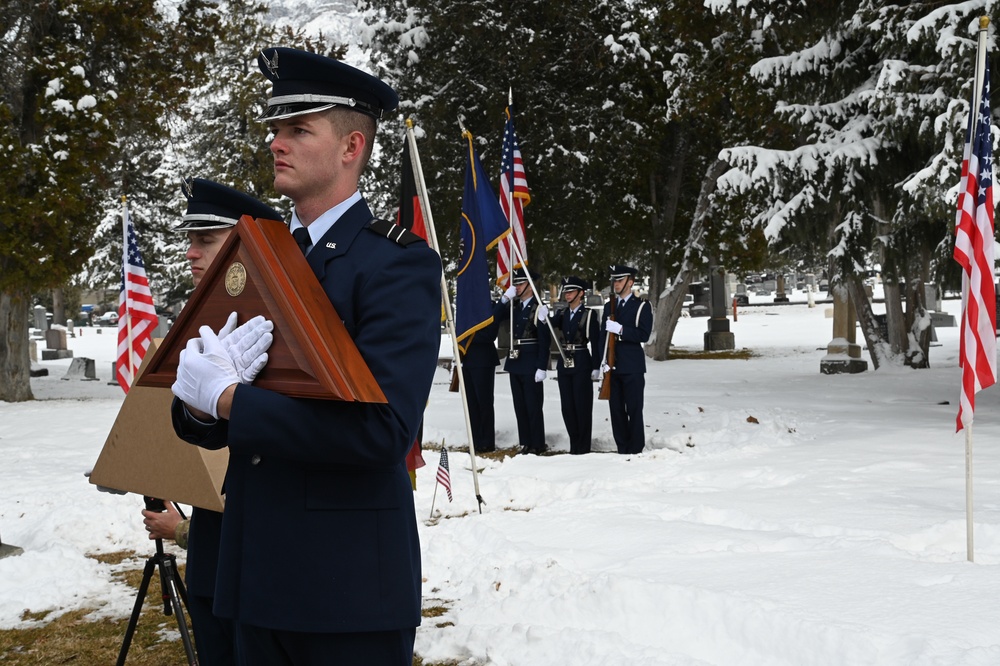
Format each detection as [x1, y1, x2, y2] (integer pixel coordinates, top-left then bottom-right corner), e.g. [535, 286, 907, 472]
[367, 218, 425, 248]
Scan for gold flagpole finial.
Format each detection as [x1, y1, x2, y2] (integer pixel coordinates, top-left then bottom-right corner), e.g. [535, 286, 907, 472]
[980, 16, 990, 29]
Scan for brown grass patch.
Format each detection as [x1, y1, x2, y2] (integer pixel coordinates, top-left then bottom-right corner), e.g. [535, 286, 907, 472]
[667, 348, 756, 360]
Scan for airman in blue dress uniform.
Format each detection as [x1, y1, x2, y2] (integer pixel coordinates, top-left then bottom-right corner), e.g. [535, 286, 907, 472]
[170, 47, 441, 666]
[597, 265, 653, 454]
[548, 276, 600, 454]
[494, 267, 550, 454]
[460, 312, 500, 453]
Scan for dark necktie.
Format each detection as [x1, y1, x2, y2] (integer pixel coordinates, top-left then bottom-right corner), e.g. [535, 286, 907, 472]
[292, 227, 310, 255]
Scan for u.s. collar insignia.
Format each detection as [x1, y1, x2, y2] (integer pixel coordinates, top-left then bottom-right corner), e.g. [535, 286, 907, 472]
[326, 242, 337, 249]
[261, 50, 279, 78]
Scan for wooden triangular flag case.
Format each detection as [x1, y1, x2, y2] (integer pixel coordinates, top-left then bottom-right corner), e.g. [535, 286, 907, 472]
[90, 340, 227, 512]
[138, 216, 386, 403]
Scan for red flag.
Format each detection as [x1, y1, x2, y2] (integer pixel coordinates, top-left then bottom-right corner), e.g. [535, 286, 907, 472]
[435, 448, 452, 502]
[954, 51, 996, 431]
[398, 140, 428, 241]
[398, 142, 430, 478]
[496, 105, 530, 287]
[116, 205, 158, 393]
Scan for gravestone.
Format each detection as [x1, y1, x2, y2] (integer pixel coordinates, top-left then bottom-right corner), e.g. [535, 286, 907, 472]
[151, 315, 170, 340]
[774, 274, 790, 303]
[704, 265, 735, 351]
[63, 357, 98, 381]
[821, 287, 867, 374]
[32, 305, 47, 337]
[42, 328, 73, 360]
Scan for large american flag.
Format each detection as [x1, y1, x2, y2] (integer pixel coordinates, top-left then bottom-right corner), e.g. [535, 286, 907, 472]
[496, 105, 531, 287]
[435, 448, 453, 502]
[954, 52, 996, 432]
[116, 205, 158, 393]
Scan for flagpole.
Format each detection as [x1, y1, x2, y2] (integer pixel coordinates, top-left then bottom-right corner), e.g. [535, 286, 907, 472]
[121, 195, 136, 386]
[504, 236, 571, 367]
[505, 89, 517, 354]
[405, 119, 485, 513]
[964, 16, 990, 564]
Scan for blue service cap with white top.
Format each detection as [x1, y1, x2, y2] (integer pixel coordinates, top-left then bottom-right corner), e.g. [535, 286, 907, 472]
[609, 264, 638, 280]
[512, 267, 542, 285]
[174, 178, 284, 232]
[256, 47, 399, 122]
[560, 276, 592, 293]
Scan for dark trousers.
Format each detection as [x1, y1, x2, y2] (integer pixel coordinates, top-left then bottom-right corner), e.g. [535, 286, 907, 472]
[188, 593, 237, 665]
[238, 624, 415, 666]
[609, 372, 645, 454]
[463, 364, 496, 452]
[509, 372, 545, 452]
[557, 370, 593, 454]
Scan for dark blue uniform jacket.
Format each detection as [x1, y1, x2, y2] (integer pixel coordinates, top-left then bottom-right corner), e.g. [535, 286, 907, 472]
[173, 199, 442, 634]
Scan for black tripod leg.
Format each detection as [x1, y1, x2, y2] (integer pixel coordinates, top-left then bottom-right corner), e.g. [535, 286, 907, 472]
[116, 558, 156, 666]
[160, 555, 199, 665]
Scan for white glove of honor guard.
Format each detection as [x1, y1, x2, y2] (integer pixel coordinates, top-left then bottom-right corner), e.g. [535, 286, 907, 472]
[601, 363, 611, 375]
[536, 304, 549, 322]
[503, 285, 518, 302]
[218, 312, 274, 383]
[171, 326, 240, 419]
[591, 369, 601, 381]
[605, 319, 623, 335]
[534, 369, 547, 383]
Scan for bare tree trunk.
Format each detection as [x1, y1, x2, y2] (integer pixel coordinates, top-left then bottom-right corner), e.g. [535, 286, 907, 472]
[648, 158, 728, 360]
[52, 287, 65, 326]
[904, 278, 931, 369]
[649, 123, 690, 313]
[0, 289, 34, 402]
[846, 274, 895, 370]
[882, 280, 907, 354]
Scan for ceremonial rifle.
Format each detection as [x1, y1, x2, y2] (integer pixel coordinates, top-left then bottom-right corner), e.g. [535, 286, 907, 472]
[598, 285, 616, 401]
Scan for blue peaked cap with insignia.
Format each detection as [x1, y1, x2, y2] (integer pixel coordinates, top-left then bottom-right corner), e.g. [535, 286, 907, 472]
[512, 267, 541, 285]
[560, 276, 592, 293]
[609, 264, 638, 279]
[257, 47, 399, 122]
[174, 178, 284, 232]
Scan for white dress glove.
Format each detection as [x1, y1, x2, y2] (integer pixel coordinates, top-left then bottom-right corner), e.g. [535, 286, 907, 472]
[503, 285, 518, 302]
[219, 313, 274, 383]
[171, 326, 240, 419]
[591, 369, 601, 381]
[601, 363, 611, 375]
[534, 369, 547, 382]
[605, 319, 623, 335]
[536, 304, 549, 322]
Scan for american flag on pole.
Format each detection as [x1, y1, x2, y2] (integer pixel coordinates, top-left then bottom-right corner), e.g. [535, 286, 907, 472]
[954, 51, 996, 432]
[116, 203, 158, 393]
[496, 104, 530, 287]
[435, 448, 453, 501]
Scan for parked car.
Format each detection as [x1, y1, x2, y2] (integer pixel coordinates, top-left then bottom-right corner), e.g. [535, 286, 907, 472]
[96, 311, 119, 326]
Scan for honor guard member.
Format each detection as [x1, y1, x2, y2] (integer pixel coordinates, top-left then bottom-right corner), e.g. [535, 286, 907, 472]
[495, 267, 550, 454]
[460, 312, 500, 453]
[144, 177, 284, 666]
[598, 264, 653, 454]
[170, 47, 441, 666]
[548, 276, 601, 454]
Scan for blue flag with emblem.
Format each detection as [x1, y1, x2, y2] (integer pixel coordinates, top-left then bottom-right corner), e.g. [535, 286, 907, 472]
[455, 131, 499, 354]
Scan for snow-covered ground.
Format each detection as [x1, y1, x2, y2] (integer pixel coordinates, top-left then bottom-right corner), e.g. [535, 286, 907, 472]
[2, 297, 999, 665]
